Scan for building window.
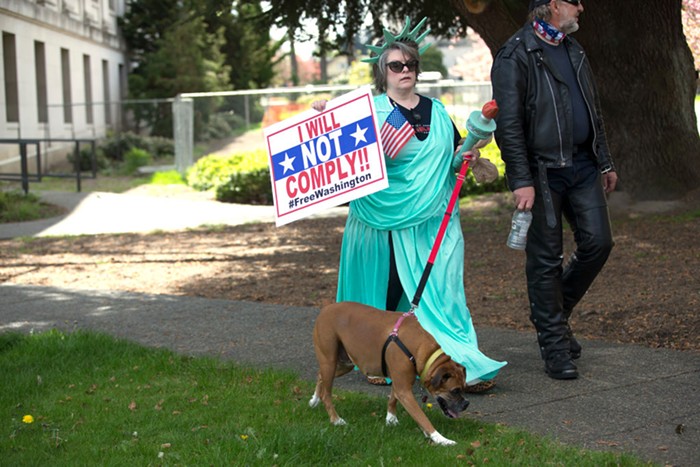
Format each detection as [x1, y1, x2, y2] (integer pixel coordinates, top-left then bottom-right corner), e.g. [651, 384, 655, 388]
[35, 41, 48, 123]
[102, 59, 111, 125]
[83, 54, 93, 124]
[2, 32, 19, 123]
[61, 48, 73, 123]
[118, 63, 126, 101]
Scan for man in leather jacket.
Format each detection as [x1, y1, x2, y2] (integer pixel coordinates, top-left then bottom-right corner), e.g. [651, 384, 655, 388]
[491, 0, 618, 379]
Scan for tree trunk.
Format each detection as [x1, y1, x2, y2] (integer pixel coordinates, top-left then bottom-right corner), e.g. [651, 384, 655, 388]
[289, 30, 299, 86]
[320, 54, 328, 83]
[452, 0, 700, 201]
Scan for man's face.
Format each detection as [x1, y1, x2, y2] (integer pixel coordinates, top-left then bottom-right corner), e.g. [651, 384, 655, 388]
[553, 0, 584, 34]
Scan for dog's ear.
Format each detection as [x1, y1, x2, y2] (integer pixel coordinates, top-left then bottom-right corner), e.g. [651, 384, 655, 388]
[427, 359, 467, 391]
[425, 354, 453, 390]
[430, 368, 450, 390]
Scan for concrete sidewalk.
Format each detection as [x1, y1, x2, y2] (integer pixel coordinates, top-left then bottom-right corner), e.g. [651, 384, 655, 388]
[1, 284, 698, 466]
[0, 190, 348, 238]
[0, 190, 698, 465]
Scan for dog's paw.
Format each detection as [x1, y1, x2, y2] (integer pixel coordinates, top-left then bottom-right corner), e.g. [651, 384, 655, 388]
[308, 393, 320, 408]
[429, 431, 456, 446]
[385, 412, 399, 426]
[332, 417, 347, 426]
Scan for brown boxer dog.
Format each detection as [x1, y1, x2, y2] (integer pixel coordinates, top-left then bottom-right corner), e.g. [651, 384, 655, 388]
[309, 302, 470, 446]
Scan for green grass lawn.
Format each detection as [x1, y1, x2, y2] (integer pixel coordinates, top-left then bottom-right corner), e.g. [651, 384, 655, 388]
[0, 191, 65, 223]
[0, 331, 652, 466]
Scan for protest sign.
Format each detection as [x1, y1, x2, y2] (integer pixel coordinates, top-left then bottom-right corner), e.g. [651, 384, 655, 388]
[264, 87, 388, 226]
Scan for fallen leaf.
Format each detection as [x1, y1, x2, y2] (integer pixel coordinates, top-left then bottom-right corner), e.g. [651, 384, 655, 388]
[471, 440, 481, 448]
[595, 439, 620, 446]
[128, 401, 137, 411]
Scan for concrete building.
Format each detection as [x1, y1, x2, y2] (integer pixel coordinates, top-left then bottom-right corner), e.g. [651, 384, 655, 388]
[0, 0, 127, 173]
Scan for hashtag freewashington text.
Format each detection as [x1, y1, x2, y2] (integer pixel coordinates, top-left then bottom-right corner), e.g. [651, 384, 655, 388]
[287, 174, 372, 210]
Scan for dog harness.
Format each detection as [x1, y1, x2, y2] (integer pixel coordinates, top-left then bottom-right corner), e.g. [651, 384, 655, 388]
[381, 312, 417, 377]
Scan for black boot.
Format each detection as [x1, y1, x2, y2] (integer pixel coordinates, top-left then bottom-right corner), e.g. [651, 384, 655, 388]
[567, 327, 581, 360]
[544, 350, 578, 379]
[563, 313, 581, 360]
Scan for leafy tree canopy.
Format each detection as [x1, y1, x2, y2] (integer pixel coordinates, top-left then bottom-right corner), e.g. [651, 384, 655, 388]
[122, 0, 282, 97]
[252, 0, 469, 62]
[256, 0, 699, 201]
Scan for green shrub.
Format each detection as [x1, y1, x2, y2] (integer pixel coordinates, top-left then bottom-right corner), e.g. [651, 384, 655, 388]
[147, 135, 175, 158]
[215, 168, 272, 204]
[186, 149, 268, 191]
[67, 146, 108, 172]
[186, 143, 504, 206]
[202, 113, 233, 141]
[226, 113, 247, 131]
[0, 191, 62, 222]
[150, 170, 185, 185]
[186, 154, 235, 191]
[122, 148, 152, 175]
[99, 132, 173, 162]
[99, 132, 143, 162]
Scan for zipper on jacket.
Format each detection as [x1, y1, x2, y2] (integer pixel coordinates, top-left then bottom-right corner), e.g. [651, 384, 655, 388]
[575, 52, 599, 162]
[537, 52, 566, 167]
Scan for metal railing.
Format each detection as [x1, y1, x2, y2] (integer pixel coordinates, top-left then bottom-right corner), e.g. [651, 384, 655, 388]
[0, 138, 97, 194]
[1, 82, 496, 185]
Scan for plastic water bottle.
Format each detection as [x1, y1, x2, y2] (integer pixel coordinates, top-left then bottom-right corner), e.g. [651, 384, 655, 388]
[506, 210, 533, 250]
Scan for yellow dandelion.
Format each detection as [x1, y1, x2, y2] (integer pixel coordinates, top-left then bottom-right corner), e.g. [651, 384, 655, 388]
[240, 434, 249, 440]
[426, 403, 433, 409]
[22, 415, 34, 424]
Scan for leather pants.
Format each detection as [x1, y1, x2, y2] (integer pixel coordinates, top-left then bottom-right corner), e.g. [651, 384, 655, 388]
[526, 155, 614, 358]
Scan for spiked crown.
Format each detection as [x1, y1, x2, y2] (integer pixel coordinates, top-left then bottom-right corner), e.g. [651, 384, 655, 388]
[361, 16, 432, 64]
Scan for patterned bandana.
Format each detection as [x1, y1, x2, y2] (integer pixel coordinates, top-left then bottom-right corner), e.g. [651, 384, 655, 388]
[533, 18, 566, 45]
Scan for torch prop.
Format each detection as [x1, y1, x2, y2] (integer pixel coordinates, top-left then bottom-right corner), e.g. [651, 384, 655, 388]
[408, 100, 498, 312]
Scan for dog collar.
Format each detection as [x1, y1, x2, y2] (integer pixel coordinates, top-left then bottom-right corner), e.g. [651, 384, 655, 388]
[420, 348, 445, 382]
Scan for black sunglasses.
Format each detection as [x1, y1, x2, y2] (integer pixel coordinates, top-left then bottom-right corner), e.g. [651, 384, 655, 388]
[560, 0, 580, 5]
[386, 60, 419, 73]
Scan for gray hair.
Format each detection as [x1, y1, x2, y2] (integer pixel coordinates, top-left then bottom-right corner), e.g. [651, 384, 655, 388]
[371, 40, 421, 94]
[528, 3, 554, 22]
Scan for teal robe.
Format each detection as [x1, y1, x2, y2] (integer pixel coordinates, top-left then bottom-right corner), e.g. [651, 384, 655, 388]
[337, 94, 506, 383]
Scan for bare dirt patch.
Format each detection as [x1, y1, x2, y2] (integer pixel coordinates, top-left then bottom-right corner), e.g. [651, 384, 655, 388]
[1, 192, 698, 352]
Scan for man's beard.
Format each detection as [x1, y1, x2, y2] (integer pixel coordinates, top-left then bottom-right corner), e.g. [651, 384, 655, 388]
[560, 19, 580, 34]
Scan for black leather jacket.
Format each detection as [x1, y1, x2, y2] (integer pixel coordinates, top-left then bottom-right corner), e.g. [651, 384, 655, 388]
[491, 24, 615, 192]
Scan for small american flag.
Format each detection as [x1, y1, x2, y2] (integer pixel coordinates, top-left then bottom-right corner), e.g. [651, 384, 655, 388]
[380, 106, 415, 159]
